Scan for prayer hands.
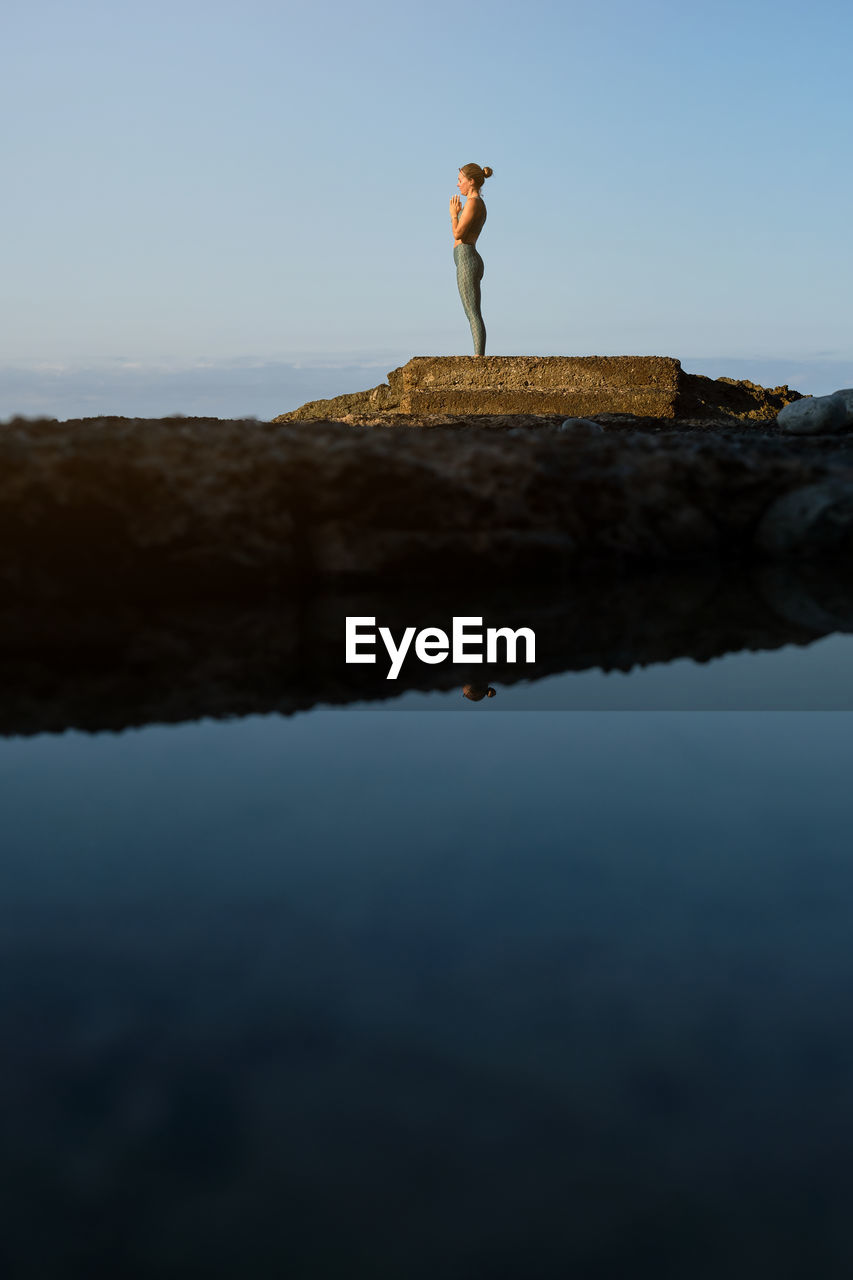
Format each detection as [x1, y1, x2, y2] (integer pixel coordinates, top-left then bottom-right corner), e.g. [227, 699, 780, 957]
[450, 195, 461, 216]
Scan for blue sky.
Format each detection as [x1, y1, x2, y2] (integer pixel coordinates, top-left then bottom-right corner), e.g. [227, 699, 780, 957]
[4, 0, 852, 417]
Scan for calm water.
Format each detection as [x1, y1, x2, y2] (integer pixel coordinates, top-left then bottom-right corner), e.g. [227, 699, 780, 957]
[2, 708, 853, 1277]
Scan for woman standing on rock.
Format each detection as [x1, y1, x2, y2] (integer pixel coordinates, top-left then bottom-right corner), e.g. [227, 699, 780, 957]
[450, 163, 492, 356]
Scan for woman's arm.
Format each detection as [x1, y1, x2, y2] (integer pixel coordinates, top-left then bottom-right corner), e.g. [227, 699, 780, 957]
[450, 194, 477, 241]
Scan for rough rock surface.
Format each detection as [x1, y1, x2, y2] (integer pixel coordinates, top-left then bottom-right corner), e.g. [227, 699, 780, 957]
[675, 373, 804, 422]
[5, 413, 853, 603]
[280, 367, 405, 421]
[558, 418, 604, 434]
[274, 361, 803, 424]
[393, 355, 682, 416]
[778, 390, 853, 435]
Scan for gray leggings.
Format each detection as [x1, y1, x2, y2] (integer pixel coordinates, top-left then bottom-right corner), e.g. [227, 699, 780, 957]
[454, 242, 486, 355]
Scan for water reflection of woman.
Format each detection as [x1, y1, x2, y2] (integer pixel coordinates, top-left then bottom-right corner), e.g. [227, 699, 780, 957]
[463, 684, 497, 701]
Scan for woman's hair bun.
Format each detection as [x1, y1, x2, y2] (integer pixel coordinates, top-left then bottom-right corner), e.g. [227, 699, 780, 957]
[482, 166, 493, 179]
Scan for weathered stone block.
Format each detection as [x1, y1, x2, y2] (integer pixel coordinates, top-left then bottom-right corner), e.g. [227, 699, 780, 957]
[272, 357, 803, 424]
[400, 356, 683, 417]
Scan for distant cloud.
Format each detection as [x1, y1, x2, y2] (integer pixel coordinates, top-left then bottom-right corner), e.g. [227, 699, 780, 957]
[0, 356, 410, 422]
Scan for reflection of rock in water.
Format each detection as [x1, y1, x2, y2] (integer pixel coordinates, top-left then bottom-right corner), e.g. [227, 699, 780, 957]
[755, 560, 853, 635]
[3, 561, 853, 734]
[755, 481, 853, 556]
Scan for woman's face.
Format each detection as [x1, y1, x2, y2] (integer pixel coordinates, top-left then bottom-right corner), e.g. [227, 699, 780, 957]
[457, 171, 476, 196]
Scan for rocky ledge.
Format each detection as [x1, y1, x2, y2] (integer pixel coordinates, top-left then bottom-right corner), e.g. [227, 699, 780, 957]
[273, 357, 804, 424]
[5, 403, 853, 601]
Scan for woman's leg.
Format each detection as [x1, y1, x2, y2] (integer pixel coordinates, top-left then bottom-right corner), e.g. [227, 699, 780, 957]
[455, 245, 486, 356]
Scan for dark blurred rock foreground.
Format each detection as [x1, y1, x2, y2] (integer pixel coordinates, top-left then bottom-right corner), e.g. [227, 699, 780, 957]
[4, 397, 853, 603]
